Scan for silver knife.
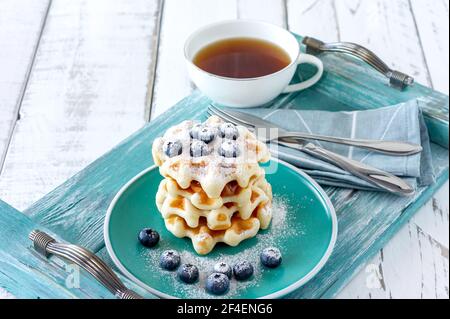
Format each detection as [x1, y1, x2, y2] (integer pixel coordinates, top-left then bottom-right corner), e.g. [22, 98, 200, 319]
[221, 108, 422, 156]
[275, 139, 414, 196]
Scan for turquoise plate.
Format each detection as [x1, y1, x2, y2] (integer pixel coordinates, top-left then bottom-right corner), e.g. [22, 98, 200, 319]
[104, 159, 337, 299]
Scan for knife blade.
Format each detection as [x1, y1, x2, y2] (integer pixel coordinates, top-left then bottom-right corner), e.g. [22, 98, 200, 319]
[219, 108, 422, 156]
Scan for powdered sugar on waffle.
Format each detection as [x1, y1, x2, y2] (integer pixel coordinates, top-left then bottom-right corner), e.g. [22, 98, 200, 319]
[152, 116, 270, 198]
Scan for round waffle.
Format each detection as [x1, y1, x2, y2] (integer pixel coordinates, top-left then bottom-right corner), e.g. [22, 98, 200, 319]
[152, 116, 270, 199]
[156, 175, 272, 231]
[163, 205, 271, 255]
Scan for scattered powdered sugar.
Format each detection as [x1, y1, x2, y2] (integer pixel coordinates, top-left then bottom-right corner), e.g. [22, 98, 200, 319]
[141, 196, 302, 299]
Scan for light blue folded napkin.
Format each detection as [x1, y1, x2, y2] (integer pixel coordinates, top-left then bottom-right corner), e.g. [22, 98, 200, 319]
[240, 99, 434, 191]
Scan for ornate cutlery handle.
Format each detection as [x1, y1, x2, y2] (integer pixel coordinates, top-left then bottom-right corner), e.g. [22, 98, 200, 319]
[300, 143, 414, 196]
[303, 37, 414, 90]
[29, 230, 143, 299]
[277, 133, 423, 156]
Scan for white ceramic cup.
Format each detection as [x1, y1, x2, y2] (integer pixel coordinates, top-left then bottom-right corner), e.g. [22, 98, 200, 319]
[184, 20, 324, 108]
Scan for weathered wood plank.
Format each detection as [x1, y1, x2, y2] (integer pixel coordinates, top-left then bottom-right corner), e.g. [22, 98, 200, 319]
[337, 183, 449, 299]
[334, 0, 432, 85]
[0, 0, 160, 211]
[0, 200, 115, 299]
[336, 254, 387, 299]
[237, 0, 286, 26]
[381, 222, 449, 299]
[321, 0, 449, 299]
[150, 0, 288, 119]
[286, 0, 340, 41]
[150, 0, 237, 120]
[0, 0, 50, 168]
[412, 182, 449, 248]
[410, 0, 449, 94]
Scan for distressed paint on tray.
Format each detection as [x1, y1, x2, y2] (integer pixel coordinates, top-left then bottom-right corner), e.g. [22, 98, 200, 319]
[0, 200, 114, 299]
[25, 67, 449, 298]
[0, 0, 447, 300]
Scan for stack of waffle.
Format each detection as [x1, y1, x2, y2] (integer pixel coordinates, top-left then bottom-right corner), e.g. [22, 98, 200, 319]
[152, 116, 272, 255]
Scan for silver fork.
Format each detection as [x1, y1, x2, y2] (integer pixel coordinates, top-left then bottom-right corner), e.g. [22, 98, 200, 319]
[302, 37, 414, 90]
[207, 106, 414, 196]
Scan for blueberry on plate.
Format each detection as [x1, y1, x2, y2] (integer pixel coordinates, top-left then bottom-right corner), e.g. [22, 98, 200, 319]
[190, 140, 211, 157]
[198, 126, 216, 144]
[159, 250, 181, 271]
[218, 140, 240, 158]
[138, 228, 160, 248]
[190, 123, 203, 139]
[205, 273, 230, 295]
[260, 247, 282, 268]
[233, 261, 254, 281]
[219, 123, 239, 140]
[163, 140, 182, 158]
[177, 264, 199, 284]
[213, 262, 232, 279]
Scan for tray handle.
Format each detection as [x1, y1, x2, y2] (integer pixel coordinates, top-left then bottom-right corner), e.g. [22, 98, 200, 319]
[29, 230, 144, 299]
[303, 37, 414, 91]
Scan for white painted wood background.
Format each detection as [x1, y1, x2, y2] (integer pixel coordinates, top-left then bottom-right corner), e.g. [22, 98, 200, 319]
[0, 0, 448, 299]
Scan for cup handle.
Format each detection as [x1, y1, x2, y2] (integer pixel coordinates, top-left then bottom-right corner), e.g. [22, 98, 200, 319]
[282, 54, 324, 93]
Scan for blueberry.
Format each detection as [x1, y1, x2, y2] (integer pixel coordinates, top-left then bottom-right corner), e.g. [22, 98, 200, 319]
[218, 140, 240, 158]
[205, 273, 230, 295]
[163, 140, 182, 158]
[198, 126, 216, 144]
[177, 264, 199, 284]
[219, 123, 239, 140]
[190, 123, 203, 139]
[260, 247, 282, 268]
[190, 140, 211, 157]
[233, 261, 254, 281]
[159, 250, 181, 271]
[138, 228, 160, 248]
[213, 262, 232, 279]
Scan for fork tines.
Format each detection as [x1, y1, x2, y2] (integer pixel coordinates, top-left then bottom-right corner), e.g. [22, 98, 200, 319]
[207, 105, 253, 130]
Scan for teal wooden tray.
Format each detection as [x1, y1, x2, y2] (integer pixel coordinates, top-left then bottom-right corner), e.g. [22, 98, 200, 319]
[5, 35, 447, 298]
[0, 200, 149, 299]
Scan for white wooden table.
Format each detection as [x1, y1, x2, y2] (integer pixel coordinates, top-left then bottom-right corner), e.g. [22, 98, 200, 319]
[0, 0, 448, 299]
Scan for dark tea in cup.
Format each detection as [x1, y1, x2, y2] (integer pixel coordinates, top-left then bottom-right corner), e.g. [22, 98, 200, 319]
[184, 20, 323, 107]
[193, 37, 291, 79]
